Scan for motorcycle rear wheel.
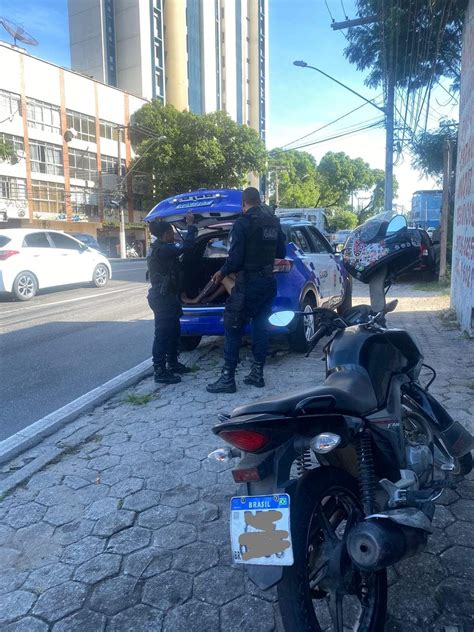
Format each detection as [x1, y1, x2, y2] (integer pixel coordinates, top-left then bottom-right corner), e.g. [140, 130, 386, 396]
[278, 467, 387, 631]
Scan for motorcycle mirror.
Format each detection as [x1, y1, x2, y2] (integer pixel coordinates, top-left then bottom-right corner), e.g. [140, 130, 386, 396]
[386, 215, 407, 235]
[269, 311, 296, 327]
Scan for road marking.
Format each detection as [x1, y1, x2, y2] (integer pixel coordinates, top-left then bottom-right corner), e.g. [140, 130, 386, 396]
[0, 287, 133, 315]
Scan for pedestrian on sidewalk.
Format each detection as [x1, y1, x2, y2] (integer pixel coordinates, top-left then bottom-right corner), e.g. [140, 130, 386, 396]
[207, 187, 286, 393]
[147, 212, 197, 384]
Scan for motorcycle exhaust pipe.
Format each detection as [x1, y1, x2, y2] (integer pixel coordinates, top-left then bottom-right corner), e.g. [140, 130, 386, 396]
[346, 519, 428, 572]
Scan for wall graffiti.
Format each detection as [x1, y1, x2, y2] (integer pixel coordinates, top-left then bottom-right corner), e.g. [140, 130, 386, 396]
[451, 0, 474, 334]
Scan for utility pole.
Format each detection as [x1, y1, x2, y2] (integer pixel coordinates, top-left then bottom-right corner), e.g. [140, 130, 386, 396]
[384, 68, 395, 214]
[439, 139, 452, 281]
[331, 14, 395, 215]
[117, 127, 126, 260]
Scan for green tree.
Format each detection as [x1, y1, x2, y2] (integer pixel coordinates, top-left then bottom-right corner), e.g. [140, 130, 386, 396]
[130, 101, 266, 202]
[315, 152, 376, 208]
[344, 0, 467, 90]
[327, 208, 359, 231]
[411, 120, 458, 181]
[268, 148, 319, 207]
[0, 139, 15, 162]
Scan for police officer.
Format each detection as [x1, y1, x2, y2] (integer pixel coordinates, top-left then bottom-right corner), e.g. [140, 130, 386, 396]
[147, 213, 197, 384]
[207, 187, 286, 393]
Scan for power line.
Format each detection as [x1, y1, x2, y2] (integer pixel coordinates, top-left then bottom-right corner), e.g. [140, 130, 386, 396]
[287, 119, 384, 151]
[281, 98, 382, 149]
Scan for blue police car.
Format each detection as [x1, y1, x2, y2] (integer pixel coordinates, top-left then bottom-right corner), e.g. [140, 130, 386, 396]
[144, 189, 351, 352]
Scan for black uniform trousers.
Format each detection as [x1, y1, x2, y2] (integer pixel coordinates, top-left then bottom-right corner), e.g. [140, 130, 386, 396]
[148, 292, 181, 368]
[223, 273, 276, 369]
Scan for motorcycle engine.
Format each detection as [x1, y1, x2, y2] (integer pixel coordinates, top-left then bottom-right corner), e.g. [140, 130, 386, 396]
[406, 445, 433, 487]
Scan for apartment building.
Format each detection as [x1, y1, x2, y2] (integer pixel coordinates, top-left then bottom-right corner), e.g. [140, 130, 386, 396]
[0, 42, 148, 252]
[68, 0, 269, 141]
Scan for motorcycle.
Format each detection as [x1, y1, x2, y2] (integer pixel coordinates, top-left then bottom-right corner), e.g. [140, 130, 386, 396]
[210, 260, 473, 629]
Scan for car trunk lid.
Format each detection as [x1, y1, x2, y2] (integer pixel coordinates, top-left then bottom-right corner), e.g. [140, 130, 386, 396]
[144, 189, 242, 229]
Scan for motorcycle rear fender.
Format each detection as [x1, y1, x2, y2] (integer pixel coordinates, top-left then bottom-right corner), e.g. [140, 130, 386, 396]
[403, 383, 474, 458]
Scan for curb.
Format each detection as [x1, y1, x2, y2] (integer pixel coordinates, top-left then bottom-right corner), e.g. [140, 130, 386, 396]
[0, 358, 153, 467]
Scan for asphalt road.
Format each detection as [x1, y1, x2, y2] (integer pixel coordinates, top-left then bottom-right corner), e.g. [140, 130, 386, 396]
[0, 260, 153, 441]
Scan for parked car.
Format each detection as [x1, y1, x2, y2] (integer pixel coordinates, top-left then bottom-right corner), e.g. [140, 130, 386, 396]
[332, 229, 352, 251]
[408, 228, 440, 279]
[69, 232, 107, 256]
[144, 189, 352, 352]
[0, 229, 112, 301]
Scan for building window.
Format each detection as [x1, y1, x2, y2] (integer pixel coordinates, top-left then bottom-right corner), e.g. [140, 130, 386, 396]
[69, 148, 98, 180]
[31, 180, 65, 213]
[104, 0, 117, 86]
[0, 176, 27, 200]
[0, 132, 24, 155]
[30, 140, 63, 176]
[0, 89, 21, 120]
[27, 98, 61, 134]
[99, 119, 124, 142]
[70, 186, 99, 220]
[66, 110, 96, 143]
[101, 154, 126, 175]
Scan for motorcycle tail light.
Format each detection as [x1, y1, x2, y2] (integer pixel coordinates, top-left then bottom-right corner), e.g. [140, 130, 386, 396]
[310, 433, 341, 454]
[219, 429, 269, 452]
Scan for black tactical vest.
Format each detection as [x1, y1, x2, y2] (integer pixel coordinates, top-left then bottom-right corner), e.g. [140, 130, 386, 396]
[243, 207, 280, 273]
[148, 242, 180, 296]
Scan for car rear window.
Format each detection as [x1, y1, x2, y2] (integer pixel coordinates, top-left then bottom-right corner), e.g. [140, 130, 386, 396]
[23, 233, 51, 248]
[0, 236, 11, 247]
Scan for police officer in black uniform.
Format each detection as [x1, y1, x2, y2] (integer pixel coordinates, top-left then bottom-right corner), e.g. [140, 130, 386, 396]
[207, 187, 286, 393]
[147, 213, 197, 384]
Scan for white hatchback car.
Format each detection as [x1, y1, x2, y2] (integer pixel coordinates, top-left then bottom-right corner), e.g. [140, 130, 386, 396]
[0, 229, 112, 301]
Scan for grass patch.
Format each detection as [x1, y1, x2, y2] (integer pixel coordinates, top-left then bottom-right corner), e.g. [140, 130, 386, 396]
[125, 392, 156, 406]
[413, 280, 450, 294]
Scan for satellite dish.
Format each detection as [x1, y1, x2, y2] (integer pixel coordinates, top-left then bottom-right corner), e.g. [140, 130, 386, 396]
[0, 17, 39, 47]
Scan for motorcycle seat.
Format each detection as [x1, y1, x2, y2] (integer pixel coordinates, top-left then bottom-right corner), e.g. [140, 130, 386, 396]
[231, 370, 378, 417]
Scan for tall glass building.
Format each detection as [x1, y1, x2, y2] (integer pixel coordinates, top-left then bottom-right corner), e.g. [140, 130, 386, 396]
[68, 0, 268, 141]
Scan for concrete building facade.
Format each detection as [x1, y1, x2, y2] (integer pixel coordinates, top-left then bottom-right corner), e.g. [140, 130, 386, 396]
[0, 42, 148, 255]
[451, 0, 473, 336]
[68, 0, 269, 141]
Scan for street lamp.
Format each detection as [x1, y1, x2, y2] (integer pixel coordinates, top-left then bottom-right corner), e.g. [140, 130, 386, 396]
[293, 59, 394, 215]
[293, 60, 385, 113]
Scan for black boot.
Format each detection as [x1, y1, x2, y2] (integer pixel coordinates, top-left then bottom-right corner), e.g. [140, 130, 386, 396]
[243, 363, 265, 388]
[153, 364, 181, 384]
[167, 360, 193, 374]
[206, 366, 236, 393]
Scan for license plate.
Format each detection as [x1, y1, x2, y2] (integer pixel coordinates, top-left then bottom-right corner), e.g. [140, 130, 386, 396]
[230, 494, 293, 566]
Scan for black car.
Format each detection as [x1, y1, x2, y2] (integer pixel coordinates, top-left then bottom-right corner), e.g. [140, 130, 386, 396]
[409, 228, 439, 279]
[69, 233, 107, 257]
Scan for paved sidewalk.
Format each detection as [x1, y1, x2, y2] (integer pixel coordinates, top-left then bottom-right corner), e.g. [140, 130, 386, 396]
[0, 284, 473, 631]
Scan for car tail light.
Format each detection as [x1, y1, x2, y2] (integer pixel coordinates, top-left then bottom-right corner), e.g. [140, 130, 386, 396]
[421, 247, 429, 257]
[218, 429, 269, 452]
[273, 258, 293, 273]
[0, 250, 19, 261]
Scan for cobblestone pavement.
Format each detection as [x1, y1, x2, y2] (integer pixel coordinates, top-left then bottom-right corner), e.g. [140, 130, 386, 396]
[0, 283, 473, 631]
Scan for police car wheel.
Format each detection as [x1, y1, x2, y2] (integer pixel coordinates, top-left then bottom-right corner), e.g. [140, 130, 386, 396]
[288, 295, 316, 353]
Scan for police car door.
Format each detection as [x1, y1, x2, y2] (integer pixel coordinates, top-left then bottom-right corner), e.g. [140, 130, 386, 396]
[288, 227, 326, 302]
[306, 226, 343, 304]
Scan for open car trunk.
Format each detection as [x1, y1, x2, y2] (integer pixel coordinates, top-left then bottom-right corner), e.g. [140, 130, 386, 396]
[181, 229, 231, 306]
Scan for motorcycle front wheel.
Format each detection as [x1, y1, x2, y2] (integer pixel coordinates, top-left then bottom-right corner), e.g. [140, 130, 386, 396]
[278, 467, 387, 631]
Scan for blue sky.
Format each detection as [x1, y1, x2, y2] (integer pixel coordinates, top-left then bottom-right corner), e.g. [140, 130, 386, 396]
[1, 0, 457, 207]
